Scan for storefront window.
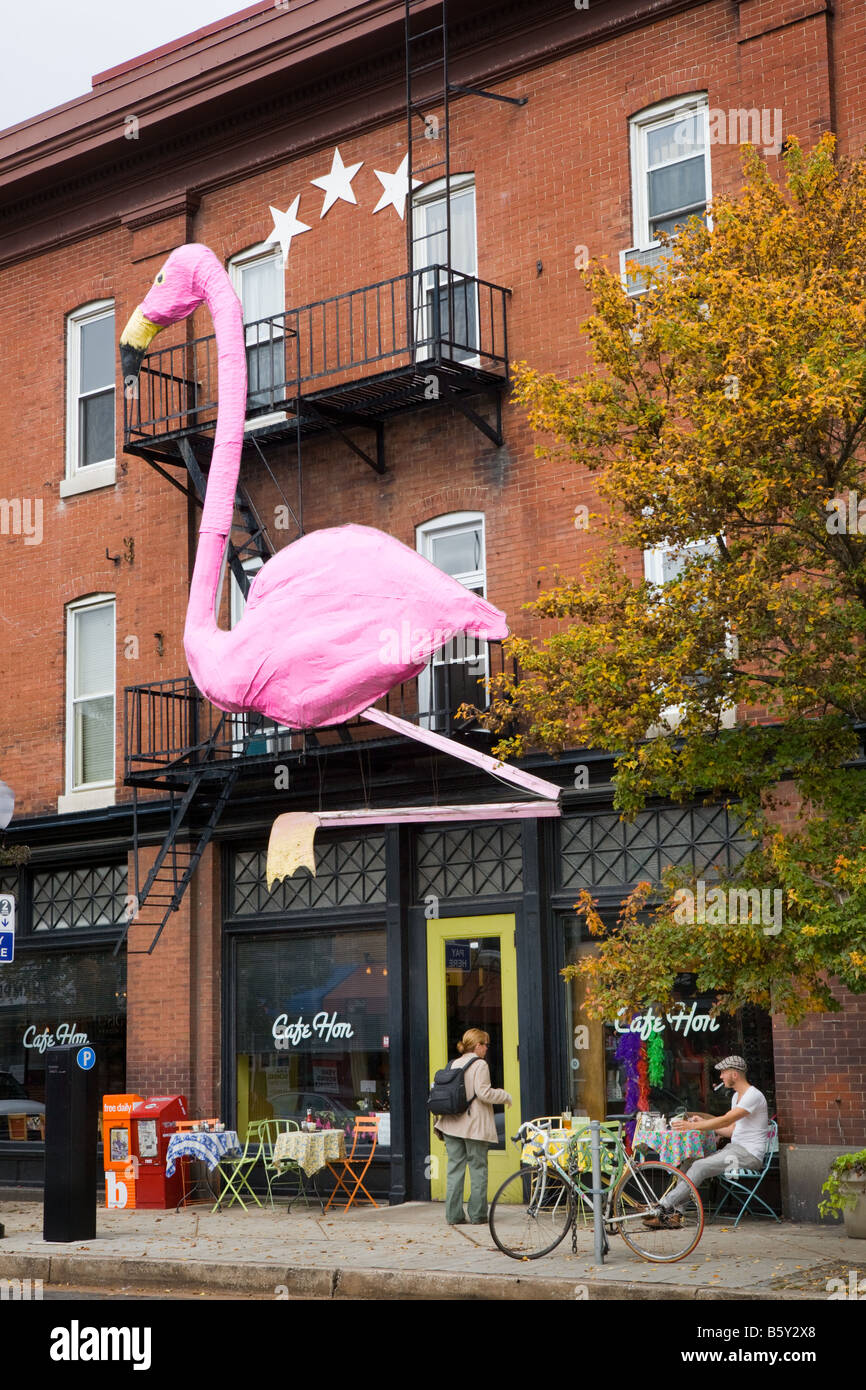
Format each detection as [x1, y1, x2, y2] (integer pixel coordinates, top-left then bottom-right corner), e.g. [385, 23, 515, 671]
[562, 917, 774, 1121]
[605, 982, 775, 1118]
[234, 930, 390, 1145]
[0, 950, 126, 1141]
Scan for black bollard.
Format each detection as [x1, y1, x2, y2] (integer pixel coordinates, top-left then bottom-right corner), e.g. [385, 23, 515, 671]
[43, 1046, 98, 1242]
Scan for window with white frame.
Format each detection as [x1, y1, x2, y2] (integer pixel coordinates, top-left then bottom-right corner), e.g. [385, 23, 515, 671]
[230, 558, 293, 753]
[229, 245, 286, 413]
[416, 513, 488, 732]
[643, 537, 734, 731]
[412, 174, 478, 361]
[624, 97, 711, 293]
[631, 96, 711, 248]
[65, 301, 115, 489]
[66, 596, 115, 792]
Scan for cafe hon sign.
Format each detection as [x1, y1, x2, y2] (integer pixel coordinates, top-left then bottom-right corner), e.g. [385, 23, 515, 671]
[23, 1022, 90, 1053]
[272, 1011, 354, 1050]
[613, 1004, 721, 1041]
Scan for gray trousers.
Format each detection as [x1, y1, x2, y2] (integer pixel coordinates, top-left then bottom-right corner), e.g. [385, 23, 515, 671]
[443, 1134, 490, 1223]
[664, 1143, 762, 1211]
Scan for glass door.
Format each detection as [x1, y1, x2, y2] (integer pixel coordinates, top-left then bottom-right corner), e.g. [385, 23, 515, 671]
[426, 914, 520, 1201]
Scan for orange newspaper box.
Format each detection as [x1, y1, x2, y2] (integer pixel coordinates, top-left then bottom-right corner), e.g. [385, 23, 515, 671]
[102, 1093, 143, 1209]
[130, 1095, 189, 1209]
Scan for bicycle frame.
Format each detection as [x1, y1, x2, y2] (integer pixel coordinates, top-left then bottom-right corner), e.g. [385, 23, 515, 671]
[517, 1119, 670, 1233]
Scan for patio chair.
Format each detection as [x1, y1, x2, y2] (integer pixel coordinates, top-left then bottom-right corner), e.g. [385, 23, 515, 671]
[256, 1119, 310, 1209]
[324, 1114, 380, 1212]
[212, 1125, 264, 1212]
[713, 1119, 780, 1227]
[6, 1114, 28, 1142]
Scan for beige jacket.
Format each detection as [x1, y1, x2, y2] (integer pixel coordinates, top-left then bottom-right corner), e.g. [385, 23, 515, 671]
[433, 1054, 512, 1145]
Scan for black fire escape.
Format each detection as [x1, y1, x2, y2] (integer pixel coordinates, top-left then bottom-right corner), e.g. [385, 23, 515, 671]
[117, 0, 523, 955]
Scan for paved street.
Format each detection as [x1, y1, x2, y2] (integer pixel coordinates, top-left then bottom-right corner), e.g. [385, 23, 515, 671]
[1, 1196, 861, 1300]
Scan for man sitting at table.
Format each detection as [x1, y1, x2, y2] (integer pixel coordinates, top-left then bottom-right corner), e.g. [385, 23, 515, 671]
[643, 1055, 768, 1228]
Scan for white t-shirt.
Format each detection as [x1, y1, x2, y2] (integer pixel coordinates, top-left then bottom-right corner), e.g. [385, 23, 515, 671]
[730, 1085, 769, 1161]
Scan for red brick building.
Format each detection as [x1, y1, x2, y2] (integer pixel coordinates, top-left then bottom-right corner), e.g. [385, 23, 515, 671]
[0, 0, 862, 1214]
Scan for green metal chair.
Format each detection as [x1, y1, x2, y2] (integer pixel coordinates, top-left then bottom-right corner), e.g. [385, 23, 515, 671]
[260, 1118, 314, 1209]
[212, 1125, 265, 1212]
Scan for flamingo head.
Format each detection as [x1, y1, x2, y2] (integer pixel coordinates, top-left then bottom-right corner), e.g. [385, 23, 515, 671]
[119, 243, 220, 383]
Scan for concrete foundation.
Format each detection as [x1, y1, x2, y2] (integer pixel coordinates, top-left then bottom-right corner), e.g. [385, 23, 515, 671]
[781, 1144, 863, 1223]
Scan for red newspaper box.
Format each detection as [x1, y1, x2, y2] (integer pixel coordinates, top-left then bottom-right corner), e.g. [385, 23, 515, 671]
[130, 1095, 188, 1208]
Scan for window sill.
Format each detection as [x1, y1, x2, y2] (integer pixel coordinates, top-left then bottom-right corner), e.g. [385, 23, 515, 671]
[59, 463, 116, 498]
[58, 786, 116, 814]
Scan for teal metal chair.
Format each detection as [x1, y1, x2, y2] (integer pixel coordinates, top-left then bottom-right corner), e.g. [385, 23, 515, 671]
[714, 1120, 780, 1227]
[212, 1125, 264, 1212]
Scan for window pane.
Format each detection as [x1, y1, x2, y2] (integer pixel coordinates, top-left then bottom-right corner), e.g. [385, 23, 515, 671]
[235, 931, 390, 1144]
[429, 527, 481, 577]
[241, 257, 284, 344]
[74, 697, 114, 784]
[79, 314, 115, 394]
[79, 389, 115, 466]
[74, 606, 114, 698]
[647, 113, 704, 167]
[648, 155, 706, 220]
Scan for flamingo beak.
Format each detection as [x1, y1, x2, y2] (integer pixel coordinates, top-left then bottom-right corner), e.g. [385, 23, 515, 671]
[119, 305, 163, 383]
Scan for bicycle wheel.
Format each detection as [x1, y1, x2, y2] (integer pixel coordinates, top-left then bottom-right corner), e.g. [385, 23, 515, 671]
[488, 1165, 574, 1259]
[612, 1160, 703, 1262]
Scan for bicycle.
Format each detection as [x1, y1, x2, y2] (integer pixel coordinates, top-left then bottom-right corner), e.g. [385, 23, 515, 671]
[488, 1114, 704, 1264]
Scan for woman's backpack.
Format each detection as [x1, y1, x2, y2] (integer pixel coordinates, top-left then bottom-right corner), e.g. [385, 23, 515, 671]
[426, 1056, 480, 1117]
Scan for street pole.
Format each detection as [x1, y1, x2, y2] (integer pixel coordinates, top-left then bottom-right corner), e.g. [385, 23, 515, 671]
[590, 1120, 605, 1264]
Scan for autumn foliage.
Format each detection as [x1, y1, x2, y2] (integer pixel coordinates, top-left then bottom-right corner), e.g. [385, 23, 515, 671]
[475, 136, 866, 1023]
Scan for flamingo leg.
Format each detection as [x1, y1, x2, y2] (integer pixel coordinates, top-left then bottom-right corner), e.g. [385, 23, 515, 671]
[360, 706, 562, 802]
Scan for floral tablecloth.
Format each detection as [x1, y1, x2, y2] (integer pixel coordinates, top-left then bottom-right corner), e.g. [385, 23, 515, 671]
[273, 1129, 347, 1177]
[521, 1127, 617, 1177]
[165, 1131, 240, 1178]
[634, 1123, 717, 1167]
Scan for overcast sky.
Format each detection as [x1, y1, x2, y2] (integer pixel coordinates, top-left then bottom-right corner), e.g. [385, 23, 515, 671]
[2, 1, 246, 133]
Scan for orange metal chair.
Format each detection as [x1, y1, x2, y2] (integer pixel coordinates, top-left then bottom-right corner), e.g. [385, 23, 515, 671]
[325, 1115, 380, 1211]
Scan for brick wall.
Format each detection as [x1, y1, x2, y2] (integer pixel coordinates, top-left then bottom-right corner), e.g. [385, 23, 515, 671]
[773, 987, 866, 1147]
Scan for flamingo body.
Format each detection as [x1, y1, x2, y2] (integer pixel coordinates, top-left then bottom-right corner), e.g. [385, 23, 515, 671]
[121, 246, 508, 731]
[190, 521, 507, 727]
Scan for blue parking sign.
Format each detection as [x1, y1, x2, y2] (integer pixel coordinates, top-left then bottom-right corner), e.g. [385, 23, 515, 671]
[77, 1047, 96, 1071]
[0, 932, 13, 962]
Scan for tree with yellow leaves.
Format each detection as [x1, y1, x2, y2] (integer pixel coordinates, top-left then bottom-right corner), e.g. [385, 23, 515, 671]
[474, 136, 866, 1024]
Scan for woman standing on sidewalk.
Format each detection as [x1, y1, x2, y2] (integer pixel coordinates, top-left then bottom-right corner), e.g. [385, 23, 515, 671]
[434, 1028, 512, 1225]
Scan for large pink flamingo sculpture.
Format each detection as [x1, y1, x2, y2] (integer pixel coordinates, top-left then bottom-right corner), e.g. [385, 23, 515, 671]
[120, 245, 559, 880]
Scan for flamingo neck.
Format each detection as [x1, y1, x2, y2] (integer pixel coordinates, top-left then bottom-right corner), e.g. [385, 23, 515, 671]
[184, 262, 247, 641]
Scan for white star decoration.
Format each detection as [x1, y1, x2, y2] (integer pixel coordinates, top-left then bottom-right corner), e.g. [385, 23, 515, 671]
[265, 195, 311, 262]
[310, 146, 364, 218]
[372, 154, 423, 220]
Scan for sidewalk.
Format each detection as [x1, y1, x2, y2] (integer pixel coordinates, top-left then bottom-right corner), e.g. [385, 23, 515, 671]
[1, 1194, 861, 1299]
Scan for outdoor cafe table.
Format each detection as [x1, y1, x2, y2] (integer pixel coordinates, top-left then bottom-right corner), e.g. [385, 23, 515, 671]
[272, 1128, 347, 1177]
[272, 1128, 348, 1210]
[165, 1130, 241, 1207]
[165, 1130, 241, 1177]
[633, 1122, 717, 1166]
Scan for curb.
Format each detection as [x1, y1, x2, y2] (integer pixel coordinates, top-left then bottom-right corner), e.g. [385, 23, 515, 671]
[0, 1253, 816, 1300]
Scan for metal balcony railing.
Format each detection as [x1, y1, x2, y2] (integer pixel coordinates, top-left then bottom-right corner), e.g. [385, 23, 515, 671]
[124, 641, 514, 783]
[123, 267, 510, 448]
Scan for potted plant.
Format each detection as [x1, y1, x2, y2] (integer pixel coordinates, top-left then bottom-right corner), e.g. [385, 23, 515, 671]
[819, 1149, 866, 1238]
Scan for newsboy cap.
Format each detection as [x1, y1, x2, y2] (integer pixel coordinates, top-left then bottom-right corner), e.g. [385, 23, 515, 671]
[714, 1055, 748, 1073]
